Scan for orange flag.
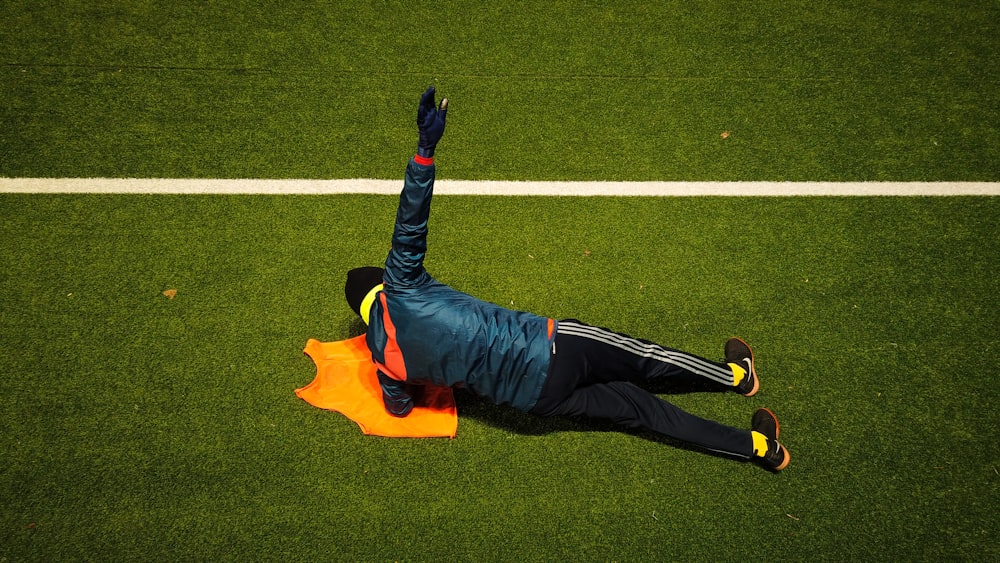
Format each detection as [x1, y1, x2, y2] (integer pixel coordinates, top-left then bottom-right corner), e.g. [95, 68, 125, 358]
[296, 335, 457, 438]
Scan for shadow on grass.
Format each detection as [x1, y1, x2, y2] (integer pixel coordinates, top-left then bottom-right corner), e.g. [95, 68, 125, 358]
[453, 383, 750, 464]
[347, 318, 367, 338]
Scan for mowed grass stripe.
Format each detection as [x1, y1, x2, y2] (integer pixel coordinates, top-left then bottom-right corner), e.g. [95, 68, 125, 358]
[2, 178, 999, 196]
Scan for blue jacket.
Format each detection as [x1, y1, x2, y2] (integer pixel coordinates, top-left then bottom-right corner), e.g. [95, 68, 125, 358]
[366, 157, 556, 416]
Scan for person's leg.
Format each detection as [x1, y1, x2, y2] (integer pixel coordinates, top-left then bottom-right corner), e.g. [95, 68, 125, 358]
[532, 321, 787, 467]
[531, 321, 752, 457]
[555, 320, 737, 389]
[535, 380, 754, 458]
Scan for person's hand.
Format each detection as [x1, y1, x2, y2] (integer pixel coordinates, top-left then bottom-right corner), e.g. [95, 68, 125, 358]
[417, 86, 448, 158]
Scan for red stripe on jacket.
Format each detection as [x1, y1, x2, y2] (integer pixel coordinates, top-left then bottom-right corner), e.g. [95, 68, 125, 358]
[374, 292, 409, 381]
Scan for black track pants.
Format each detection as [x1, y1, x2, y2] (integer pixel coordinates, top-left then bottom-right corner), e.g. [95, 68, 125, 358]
[531, 320, 753, 458]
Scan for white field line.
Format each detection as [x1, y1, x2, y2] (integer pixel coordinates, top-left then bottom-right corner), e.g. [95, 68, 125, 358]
[1, 177, 999, 196]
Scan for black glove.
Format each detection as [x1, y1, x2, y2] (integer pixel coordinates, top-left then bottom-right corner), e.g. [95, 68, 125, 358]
[416, 86, 448, 158]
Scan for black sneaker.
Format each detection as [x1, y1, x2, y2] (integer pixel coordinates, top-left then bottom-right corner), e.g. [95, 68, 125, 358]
[751, 408, 790, 471]
[725, 337, 759, 396]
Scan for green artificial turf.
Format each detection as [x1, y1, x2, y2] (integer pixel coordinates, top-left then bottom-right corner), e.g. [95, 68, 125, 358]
[2, 0, 999, 181]
[2, 0, 1000, 560]
[1, 194, 998, 560]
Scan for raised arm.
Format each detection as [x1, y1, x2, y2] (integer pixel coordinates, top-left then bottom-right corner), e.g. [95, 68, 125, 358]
[376, 88, 448, 416]
[382, 87, 448, 290]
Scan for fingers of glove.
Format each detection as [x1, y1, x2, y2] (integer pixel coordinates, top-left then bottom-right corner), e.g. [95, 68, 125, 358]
[418, 86, 436, 125]
[421, 86, 436, 105]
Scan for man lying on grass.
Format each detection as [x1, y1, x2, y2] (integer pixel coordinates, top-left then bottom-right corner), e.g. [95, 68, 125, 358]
[344, 87, 790, 471]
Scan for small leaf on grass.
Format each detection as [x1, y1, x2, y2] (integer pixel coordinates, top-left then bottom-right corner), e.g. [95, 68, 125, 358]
[720, 131, 731, 139]
[163, 289, 177, 300]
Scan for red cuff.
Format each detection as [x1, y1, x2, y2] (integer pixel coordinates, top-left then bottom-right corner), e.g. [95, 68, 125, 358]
[413, 154, 434, 166]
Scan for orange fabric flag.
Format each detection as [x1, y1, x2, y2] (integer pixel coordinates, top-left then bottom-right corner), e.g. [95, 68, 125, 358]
[296, 336, 457, 438]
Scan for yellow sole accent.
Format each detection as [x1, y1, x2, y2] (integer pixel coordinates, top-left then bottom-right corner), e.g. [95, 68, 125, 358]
[729, 362, 747, 387]
[752, 431, 769, 457]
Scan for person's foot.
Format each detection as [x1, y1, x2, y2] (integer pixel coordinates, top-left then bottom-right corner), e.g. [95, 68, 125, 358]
[725, 337, 758, 396]
[751, 408, 790, 471]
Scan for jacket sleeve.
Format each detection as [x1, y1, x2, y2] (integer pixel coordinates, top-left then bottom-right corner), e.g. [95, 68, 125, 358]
[378, 370, 414, 417]
[383, 158, 435, 289]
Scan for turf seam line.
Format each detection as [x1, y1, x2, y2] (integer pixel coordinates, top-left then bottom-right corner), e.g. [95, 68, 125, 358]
[1, 178, 998, 196]
[7, 63, 996, 84]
